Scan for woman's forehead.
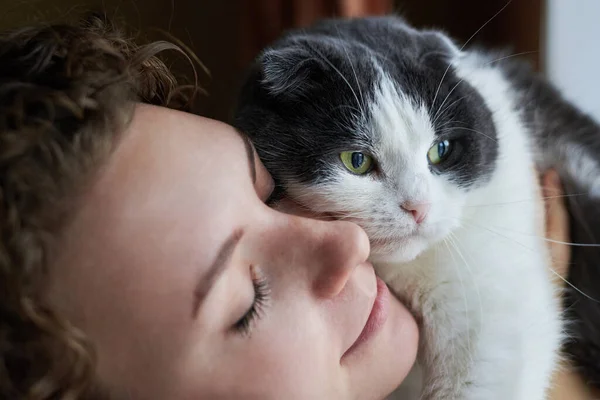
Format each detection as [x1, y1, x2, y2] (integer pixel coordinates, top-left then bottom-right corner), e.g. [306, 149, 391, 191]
[89, 104, 250, 211]
[48, 105, 253, 314]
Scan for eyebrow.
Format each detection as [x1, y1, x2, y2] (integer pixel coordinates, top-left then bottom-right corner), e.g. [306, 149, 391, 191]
[238, 131, 257, 184]
[192, 228, 245, 319]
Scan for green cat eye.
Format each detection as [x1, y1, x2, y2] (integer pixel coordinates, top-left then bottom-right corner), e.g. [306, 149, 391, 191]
[427, 140, 452, 165]
[340, 151, 373, 175]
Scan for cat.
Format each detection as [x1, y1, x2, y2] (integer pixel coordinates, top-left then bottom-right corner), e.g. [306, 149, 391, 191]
[233, 15, 598, 399]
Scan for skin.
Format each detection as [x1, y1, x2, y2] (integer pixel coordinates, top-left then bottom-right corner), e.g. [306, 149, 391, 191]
[543, 170, 600, 400]
[47, 104, 419, 400]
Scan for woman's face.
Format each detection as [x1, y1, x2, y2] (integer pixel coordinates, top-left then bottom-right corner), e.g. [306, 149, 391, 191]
[48, 104, 418, 400]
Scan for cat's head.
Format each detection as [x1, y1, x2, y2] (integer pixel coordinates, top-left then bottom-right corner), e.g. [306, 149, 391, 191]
[234, 16, 499, 263]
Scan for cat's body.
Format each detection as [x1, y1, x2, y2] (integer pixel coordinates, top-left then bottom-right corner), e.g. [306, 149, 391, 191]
[234, 16, 597, 399]
[378, 50, 560, 399]
[382, 53, 559, 400]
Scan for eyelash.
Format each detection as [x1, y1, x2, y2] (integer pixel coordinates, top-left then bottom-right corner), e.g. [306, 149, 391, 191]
[233, 266, 270, 336]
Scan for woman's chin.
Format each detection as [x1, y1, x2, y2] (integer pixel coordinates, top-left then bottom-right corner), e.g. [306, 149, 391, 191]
[376, 290, 420, 396]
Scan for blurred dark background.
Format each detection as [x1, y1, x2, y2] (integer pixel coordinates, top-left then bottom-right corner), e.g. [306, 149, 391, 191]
[0, 0, 543, 122]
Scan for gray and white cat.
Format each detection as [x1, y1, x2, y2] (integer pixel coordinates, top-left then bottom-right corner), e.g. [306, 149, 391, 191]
[233, 16, 582, 399]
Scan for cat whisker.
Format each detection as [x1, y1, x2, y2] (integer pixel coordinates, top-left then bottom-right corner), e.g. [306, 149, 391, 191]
[306, 44, 366, 119]
[336, 28, 366, 117]
[279, 201, 376, 220]
[431, 0, 512, 120]
[460, 215, 600, 249]
[431, 64, 455, 121]
[449, 232, 484, 342]
[547, 268, 600, 304]
[435, 117, 468, 130]
[444, 126, 497, 142]
[333, 210, 371, 217]
[458, 0, 513, 53]
[454, 216, 600, 303]
[444, 234, 477, 361]
[331, 104, 362, 115]
[485, 51, 540, 66]
[464, 193, 586, 208]
[539, 237, 600, 248]
[431, 96, 470, 128]
[432, 78, 466, 125]
[335, 213, 372, 220]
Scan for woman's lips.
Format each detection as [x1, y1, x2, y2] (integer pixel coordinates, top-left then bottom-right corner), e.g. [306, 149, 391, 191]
[343, 276, 390, 359]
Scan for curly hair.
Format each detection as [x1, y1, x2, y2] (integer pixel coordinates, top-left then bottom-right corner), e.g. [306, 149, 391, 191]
[0, 13, 201, 399]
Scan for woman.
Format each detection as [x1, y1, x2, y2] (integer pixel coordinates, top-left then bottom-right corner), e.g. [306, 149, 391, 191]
[0, 14, 583, 400]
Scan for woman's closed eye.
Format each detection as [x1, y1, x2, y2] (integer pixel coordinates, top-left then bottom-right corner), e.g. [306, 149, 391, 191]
[233, 265, 270, 336]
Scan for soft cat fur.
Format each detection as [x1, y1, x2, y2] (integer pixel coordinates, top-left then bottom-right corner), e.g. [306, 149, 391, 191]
[234, 15, 599, 399]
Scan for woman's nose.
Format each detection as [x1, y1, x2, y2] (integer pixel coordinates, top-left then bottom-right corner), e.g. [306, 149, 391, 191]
[309, 219, 371, 298]
[275, 209, 370, 298]
[268, 198, 370, 297]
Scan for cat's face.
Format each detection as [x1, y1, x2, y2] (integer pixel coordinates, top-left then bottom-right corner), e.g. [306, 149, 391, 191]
[235, 16, 499, 263]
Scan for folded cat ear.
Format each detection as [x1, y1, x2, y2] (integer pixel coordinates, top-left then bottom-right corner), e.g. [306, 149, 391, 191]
[260, 46, 325, 98]
[422, 30, 461, 58]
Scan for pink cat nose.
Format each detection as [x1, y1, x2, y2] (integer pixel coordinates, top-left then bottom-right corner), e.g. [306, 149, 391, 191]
[401, 202, 430, 224]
